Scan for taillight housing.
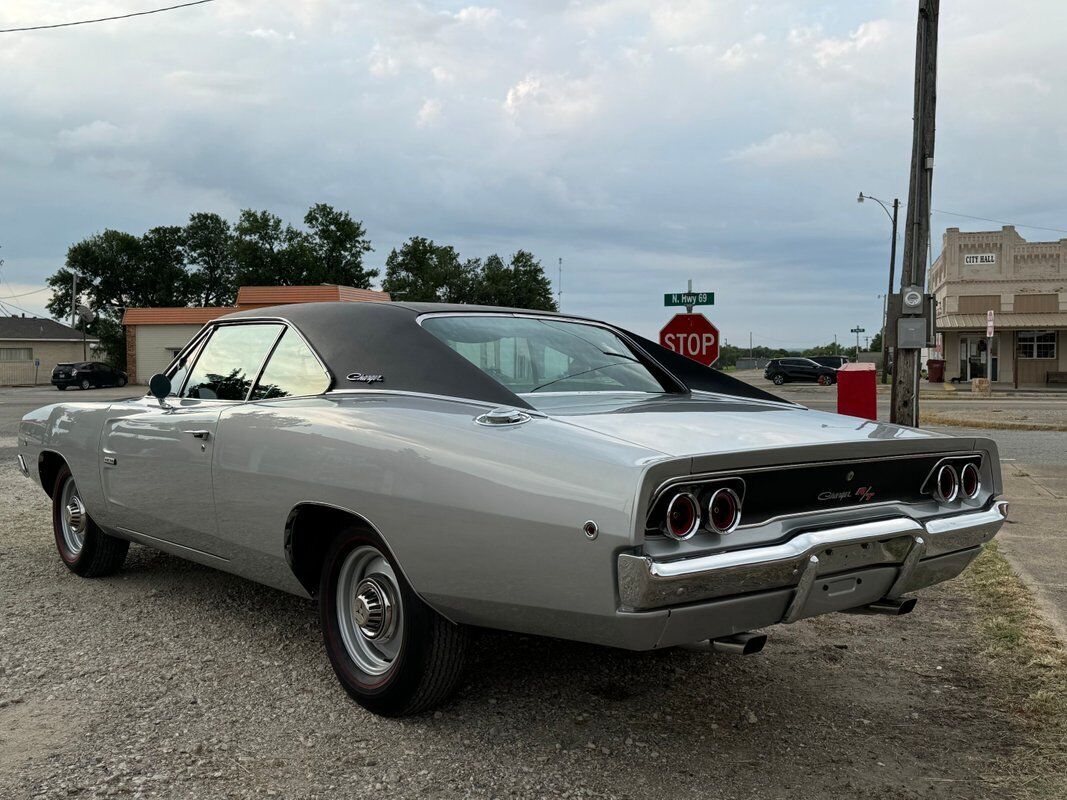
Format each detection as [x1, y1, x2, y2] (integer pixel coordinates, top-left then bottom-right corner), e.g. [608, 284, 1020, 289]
[960, 462, 981, 500]
[706, 487, 742, 534]
[662, 492, 700, 540]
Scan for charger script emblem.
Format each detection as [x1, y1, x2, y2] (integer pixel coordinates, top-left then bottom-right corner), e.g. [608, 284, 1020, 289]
[347, 372, 384, 384]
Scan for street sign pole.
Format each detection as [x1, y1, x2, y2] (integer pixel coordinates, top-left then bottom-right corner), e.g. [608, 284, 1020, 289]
[986, 310, 994, 382]
[851, 326, 865, 358]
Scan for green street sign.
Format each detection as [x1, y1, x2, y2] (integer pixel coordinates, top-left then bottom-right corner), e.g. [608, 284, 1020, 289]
[664, 291, 714, 307]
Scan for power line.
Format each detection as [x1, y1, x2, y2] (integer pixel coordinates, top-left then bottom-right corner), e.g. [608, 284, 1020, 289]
[0, 286, 51, 299]
[0, 0, 217, 33]
[931, 208, 1067, 235]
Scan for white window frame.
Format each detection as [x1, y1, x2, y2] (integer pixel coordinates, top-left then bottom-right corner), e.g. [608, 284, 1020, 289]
[1016, 330, 1057, 360]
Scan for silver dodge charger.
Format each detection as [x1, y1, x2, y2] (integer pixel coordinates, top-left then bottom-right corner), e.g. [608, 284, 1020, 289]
[16, 302, 1008, 715]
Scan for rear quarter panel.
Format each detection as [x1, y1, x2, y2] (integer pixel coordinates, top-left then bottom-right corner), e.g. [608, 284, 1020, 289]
[211, 394, 666, 641]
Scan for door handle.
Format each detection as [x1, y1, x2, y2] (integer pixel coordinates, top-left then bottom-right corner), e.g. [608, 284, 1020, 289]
[187, 430, 211, 440]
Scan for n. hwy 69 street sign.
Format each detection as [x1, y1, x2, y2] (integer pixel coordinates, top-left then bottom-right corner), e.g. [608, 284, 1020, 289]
[664, 292, 714, 307]
[660, 313, 720, 367]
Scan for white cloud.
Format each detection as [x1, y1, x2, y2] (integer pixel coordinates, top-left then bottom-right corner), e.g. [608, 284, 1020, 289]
[367, 42, 400, 77]
[453, 6, 500, 26]
[503, 73, 600, 126]
[246, 28, 295, 41]
[727, 130, 840, 166]
[416, 98, 442, 127]
[57, 121, 131, 150]
[431, 65, 454, 83]
[801, 20, 893, 68]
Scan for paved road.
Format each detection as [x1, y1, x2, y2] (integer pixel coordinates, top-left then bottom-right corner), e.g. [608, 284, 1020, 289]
[0, 385, 143, 437]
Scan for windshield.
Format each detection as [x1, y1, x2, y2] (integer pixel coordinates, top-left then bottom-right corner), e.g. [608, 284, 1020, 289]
[421, 315, 669, 395]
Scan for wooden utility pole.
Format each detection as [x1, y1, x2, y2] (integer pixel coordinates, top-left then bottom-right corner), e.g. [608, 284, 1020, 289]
[891, 0, 939, 426]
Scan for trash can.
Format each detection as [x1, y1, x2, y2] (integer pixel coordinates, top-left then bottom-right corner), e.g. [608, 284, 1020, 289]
[926, 358, 945, 383]
[837, 362, 877, 421]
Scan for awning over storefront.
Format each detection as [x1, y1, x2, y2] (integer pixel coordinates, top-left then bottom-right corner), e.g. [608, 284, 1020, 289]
[937, 313, 1066, 330]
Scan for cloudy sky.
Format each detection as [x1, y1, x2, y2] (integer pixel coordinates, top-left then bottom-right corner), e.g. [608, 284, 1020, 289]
[1, 1, 1065, 346]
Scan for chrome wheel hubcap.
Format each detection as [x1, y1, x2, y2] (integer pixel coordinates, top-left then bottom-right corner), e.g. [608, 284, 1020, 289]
[60, 478, 87, 555]
[336, 546, 403, 675]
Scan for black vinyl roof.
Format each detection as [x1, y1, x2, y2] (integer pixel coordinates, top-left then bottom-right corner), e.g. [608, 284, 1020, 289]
[218, 302, 784, 407]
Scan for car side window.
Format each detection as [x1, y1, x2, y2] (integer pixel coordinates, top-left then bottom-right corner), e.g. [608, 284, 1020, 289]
[250, 329, 330, 400]
[182, 324, 283, 401]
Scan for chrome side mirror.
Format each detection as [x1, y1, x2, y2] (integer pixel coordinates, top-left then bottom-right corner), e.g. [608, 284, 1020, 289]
[148, 373, 172, 409]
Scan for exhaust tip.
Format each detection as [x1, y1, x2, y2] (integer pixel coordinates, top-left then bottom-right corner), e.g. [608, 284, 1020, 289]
[710, 631, 767, 655]
[846, 597, 918, 616]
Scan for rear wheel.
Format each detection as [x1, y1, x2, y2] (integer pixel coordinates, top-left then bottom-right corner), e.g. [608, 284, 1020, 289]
[772, 374, 786, 385]
[52, 465, 129, 577]
[817, 374, 833, 386]
[319, 526, 469, 716]
[117, 376, 128, 387]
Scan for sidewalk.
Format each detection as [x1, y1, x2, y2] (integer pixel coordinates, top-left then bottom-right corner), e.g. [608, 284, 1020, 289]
[998, 464, 1067, 642]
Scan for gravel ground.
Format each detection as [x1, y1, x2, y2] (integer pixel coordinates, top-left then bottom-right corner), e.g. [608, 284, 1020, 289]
[0, 453, 1053, 800]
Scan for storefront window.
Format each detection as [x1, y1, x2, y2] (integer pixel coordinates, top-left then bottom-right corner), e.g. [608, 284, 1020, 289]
[1016, 331, 1057, 359]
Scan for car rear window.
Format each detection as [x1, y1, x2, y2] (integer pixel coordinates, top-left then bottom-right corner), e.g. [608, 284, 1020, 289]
[422, 315, 668, 395]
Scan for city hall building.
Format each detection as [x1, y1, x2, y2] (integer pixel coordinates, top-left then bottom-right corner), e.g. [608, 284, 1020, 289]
[931, 226, 1067, 386]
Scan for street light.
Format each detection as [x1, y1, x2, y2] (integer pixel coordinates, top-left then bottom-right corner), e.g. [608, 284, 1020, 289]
[858, 192, 900, 384]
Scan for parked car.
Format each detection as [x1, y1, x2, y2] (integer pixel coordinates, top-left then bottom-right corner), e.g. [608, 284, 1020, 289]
[764, 357, 838, 386]
[18, 303, 1006, 716]
[810, 355, 851, 369]
[51, 361, 128, 391]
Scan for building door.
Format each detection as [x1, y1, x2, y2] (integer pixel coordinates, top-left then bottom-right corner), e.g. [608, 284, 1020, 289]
[960, 335, 999, 381]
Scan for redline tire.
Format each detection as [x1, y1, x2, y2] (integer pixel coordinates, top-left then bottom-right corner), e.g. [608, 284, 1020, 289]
[52, 465, 129, 578]
[318, 526, 469, 716]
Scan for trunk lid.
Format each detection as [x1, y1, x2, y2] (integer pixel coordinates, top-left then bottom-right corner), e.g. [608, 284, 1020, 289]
[527, 392, 948, 459]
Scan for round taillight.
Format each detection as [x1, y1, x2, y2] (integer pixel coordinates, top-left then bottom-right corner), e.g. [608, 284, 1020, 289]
[663, 492, 700, 540]
[960, 462, 981, 499]
[934, 464, 959, 504]
[706, 487, 741, 535]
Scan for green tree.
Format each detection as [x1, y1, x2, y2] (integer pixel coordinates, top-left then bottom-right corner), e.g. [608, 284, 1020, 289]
[185, 212, 237, 306]
[474, 250, 557, 311]
[47, 229, 193, 368]
[232, 210, 301, 287]
[381, 237, 476, 302]
[302, 203, 377, 288]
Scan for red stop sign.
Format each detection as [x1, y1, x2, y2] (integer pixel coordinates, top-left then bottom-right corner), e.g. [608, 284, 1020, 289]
[659, 313, 720, 367]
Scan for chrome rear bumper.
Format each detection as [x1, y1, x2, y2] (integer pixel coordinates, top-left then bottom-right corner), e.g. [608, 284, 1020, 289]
[618, 501, 1008, 612]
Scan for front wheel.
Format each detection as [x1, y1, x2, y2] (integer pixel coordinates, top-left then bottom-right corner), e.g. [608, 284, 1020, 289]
[319, 527, 469, 716]
[52, 465, 129, 577]
[80, 378, 91, 390]
[817, 374, 833, 386]
[117, 376, 128, 387]
[772, 374, 786, 385]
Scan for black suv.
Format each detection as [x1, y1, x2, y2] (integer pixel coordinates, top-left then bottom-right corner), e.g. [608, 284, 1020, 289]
[52, 361, 128, 391]
[763, 357, 837, 386]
